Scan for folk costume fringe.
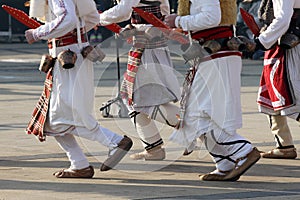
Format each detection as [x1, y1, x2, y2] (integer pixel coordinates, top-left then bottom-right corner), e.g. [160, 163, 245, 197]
[175, 0, 191, 128]
[26, 67, 53, 142]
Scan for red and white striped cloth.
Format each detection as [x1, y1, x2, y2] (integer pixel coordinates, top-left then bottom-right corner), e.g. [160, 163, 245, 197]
[26, 68, 53, 142]
[120, 48, 144, 105]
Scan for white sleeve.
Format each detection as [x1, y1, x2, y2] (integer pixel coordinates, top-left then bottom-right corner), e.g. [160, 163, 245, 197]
[99, 0, 169, 26]
[32, 0, 77, 40]
[84, 10, 101, 32]
[178, 2, 221, 32]
[160, 0, 170, 15]
[99, 0, 140, 26]
[259, 0, 295, 49]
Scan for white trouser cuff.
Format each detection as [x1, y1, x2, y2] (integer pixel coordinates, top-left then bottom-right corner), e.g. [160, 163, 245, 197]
[202, 130, 253, 172]
[71, 125, 123, 149]
[54, 134, 89, 170]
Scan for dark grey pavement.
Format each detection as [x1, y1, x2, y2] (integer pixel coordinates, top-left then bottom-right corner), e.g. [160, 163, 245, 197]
[0, 41, 300, 200]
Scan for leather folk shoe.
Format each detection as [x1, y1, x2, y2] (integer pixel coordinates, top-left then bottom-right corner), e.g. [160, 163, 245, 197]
[224, 147, 261, 181]
[261, 147, 297, 159]
[100, 135, 133, 171]
[183, 149, 193, 156]
[199, 169, 230, 181]
[53, 166, 94, 178]
[199, 147, 261, 181]
[130, 146, 166, 160]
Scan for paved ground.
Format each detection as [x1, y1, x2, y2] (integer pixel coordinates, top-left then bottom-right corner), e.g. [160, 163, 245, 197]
[0, 40, 300, 200]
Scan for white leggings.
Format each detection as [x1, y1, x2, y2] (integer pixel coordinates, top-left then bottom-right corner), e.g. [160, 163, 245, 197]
[54, 125, 123, 170]
[132, 103, 179, 149]
[200, 130, 253, 171]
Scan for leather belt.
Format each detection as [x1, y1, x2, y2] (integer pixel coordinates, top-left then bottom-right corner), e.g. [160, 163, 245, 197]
[200, 51, 242, 63]
[48, 31, 87, 49]
[192, 25, 234, 43]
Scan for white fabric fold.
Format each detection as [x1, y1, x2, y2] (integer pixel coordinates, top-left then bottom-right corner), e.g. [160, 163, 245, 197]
[29, 0, 48, 22]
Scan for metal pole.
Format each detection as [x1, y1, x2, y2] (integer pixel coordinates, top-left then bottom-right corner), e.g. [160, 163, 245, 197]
[115, 34, 121, 93]
[8, 15, 12, 42]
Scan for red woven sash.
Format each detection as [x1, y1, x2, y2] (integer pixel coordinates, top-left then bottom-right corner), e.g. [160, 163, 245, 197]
[120, 48, 144, 105]
[26, 68, 53, 142]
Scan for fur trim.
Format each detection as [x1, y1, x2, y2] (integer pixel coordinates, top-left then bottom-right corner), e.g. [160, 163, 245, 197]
[177, 0, 190, 16]
[220, 0, 237, 25]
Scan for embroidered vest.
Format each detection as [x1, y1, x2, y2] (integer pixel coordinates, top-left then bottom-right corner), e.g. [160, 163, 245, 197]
[258, 0, 274, 26]
[259, 0, 300, 37]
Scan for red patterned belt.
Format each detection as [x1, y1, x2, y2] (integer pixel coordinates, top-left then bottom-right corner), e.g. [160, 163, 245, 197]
[200, 51, 242, 63]
[48, 31, 87, 49]
[192, 25, 234, 43]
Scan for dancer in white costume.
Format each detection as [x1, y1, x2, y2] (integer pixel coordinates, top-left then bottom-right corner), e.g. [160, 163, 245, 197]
[255, 0, 300, 159]
[99, 0, 181, 160]
[25, 0, 132, 178]
[164, 0, 261, 181]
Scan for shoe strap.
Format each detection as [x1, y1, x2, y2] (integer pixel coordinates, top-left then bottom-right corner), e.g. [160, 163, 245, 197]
[141, 138, 163, 151]
[210, 141, 251, 164]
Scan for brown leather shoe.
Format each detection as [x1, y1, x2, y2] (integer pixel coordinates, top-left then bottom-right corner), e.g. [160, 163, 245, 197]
[53, 166, 94, 178]
[199, 170, 231, 181]
[224, 147, 261, 181]
[130, 146, 166, 160]
[199, 147, 261, 181]
[100, 135, 133, 171]
[183, 149, 193, 156]
[261, 147, 297, 159]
